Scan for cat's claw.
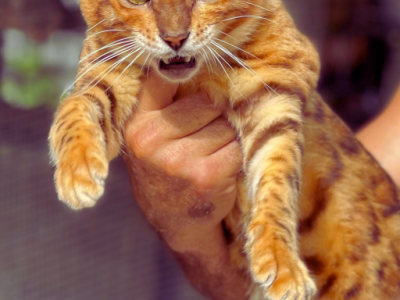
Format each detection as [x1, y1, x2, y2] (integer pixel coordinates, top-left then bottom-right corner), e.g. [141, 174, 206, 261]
[54, 136, 108, 209]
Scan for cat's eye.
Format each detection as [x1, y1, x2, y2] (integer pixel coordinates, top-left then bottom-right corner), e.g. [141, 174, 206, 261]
[127, 0, 149, 4]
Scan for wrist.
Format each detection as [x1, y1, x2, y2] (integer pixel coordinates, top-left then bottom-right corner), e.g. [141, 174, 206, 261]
[169, 224, 251, 300]
[164, 222, 224, 254]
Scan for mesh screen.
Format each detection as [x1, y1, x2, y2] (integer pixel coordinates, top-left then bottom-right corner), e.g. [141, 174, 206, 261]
[0, 0, 399, 299]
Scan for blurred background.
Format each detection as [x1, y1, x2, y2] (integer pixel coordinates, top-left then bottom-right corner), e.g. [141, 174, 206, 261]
[0, 0, 399, 299]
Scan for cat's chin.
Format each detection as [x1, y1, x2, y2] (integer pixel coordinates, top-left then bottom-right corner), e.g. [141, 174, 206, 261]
[157, 68, 199, 82]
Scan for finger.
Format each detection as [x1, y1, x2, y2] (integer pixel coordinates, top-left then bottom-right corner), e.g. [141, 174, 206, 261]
[124, 93, 221, 158]
[124, 72, 177, 154]
[157, 92, 222, 139]
[138, 71, 178, 111]
[179, 117, 237, 156]
[177, 140, 242, 183]
[206, 140, 243, 177]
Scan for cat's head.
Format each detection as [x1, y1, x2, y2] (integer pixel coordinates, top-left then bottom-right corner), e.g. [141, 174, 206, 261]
[80, 0, 275, 82]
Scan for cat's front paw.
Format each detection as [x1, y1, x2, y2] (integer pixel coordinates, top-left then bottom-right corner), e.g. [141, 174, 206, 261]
[249, 227, 316, 300]
[53, 125, 108, 209]
[259, 257, 316, 300]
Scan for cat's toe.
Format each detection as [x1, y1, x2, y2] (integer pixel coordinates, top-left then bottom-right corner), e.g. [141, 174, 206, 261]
[259, 257, 316, 300]
[55, 146, 108, 209]
[248, 231, 316, 300]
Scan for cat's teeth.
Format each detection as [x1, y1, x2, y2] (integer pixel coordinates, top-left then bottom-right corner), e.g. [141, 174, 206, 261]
[185, 57, 191, 63]
[162, 58, 169, 64]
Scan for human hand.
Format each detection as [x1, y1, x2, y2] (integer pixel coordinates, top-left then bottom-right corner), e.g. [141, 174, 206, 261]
[123, 72, 243, 251]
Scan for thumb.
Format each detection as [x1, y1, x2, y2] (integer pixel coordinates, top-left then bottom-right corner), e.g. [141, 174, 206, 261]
[138, 71, 178, 111]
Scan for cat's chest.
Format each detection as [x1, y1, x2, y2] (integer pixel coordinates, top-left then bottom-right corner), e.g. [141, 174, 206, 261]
[177, 76, 231, 110]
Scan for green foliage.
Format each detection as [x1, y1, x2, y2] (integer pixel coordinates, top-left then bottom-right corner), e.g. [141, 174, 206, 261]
[1, 46, 59, 109]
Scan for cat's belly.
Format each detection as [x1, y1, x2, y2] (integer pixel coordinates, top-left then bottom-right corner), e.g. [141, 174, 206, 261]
[225, 114, 400, 299]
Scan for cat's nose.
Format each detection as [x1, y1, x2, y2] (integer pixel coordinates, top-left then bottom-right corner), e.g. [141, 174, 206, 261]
[162, 33, 189, 51]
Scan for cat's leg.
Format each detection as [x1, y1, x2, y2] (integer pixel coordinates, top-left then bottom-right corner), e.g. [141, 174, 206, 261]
[230, 93, 316, 300]
[49, 65, 140, 209]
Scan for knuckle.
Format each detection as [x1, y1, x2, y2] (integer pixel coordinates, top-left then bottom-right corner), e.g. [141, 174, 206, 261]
[129, 134, 152, 160]
[214, 117, 232, 129]
[212, 117, 233, 132]
[160, 149, 186, 176]
[127, 125, 160, 160]
[190, 163, 216, 191]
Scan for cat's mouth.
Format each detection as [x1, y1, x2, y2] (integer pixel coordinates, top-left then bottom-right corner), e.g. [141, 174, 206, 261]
[158, 56, 197, 81]
[159, 56, 196, 70]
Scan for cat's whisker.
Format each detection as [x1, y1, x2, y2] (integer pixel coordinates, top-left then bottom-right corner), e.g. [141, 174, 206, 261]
[200, 50, 212, 78]
[207, 46, 245, 100]
[75, 47, 137, 82]
[204, 45, 219, 69]
[206, 46, 226, 75]
[209, 45, 237, 75]
[210, 40, 277, 94]
[85, 29, 126, 41]
[64, 44, 139, 97]
[214, 29, 240, 43]
[201, 48, 213, 72]
[79, 41, 139, 73]
[211, 41, 276, 94]
[246, 2, 273, 12]
[145, 53, 156, 77]
[77, 46, 142, 96]
[211, 40, 249, 75]
[108, 48, 146, 90]
[78, 42, 137, 76]
[147, 53, 158, 76]
[67, 44, 139, 94]
[80, 37, 136, 63]
[221, 15, 275, 24]
[140, 51, 152, 75]
[86, 19, 105, 32]
[203, 50, 213, 77]
[214, 37, 263, 62]
[73, 56, 128, 97]
[93, 47, 143, 87]
[147, 53, 156, 77]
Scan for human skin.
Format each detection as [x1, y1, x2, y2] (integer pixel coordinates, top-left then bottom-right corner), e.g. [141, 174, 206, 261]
[123, 72, 250, 300]
[357, 86, 400, 185]
[124, 72, 400, 299]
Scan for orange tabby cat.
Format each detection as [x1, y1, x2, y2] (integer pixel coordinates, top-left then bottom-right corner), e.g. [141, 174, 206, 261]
[49, 0, 400, 299]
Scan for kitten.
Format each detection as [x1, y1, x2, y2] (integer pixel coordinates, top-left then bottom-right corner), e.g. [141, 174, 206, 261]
[49, 0, 400, 299]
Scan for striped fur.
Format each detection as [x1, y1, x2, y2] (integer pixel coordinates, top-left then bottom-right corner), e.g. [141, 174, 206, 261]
[49, 0, 400, 299]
